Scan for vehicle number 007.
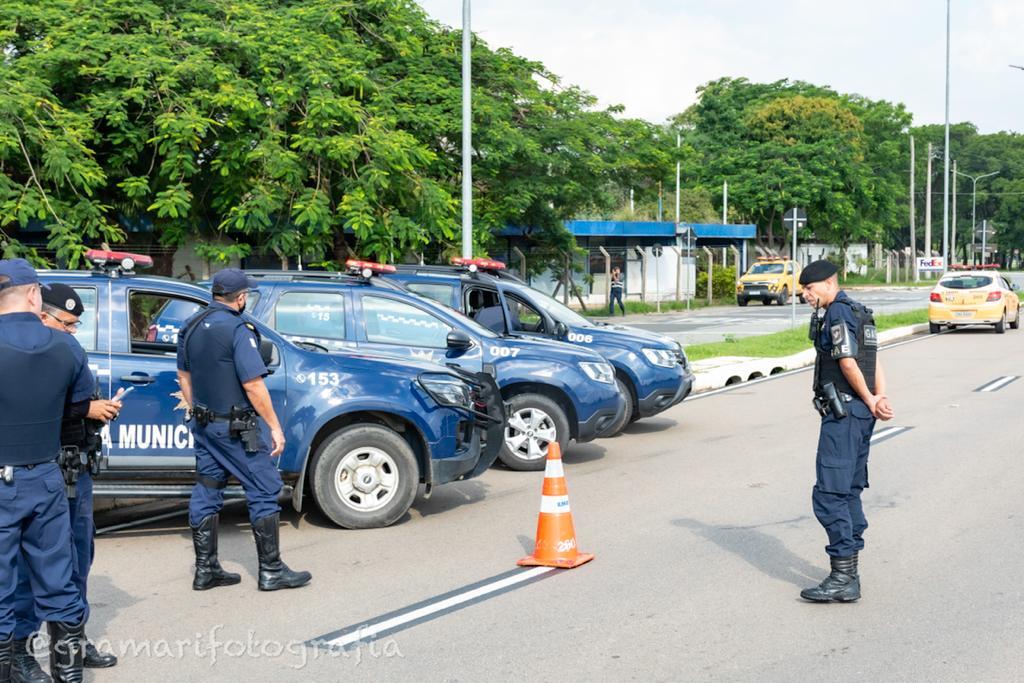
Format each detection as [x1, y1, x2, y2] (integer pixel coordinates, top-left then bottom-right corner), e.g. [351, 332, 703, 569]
[296, 372, 341, 386]
[567, 332, 593, 343]
[487, 346, 520, 358]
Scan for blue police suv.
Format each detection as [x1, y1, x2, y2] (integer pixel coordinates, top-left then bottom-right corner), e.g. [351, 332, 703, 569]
[215, 261, 627, 471]
[385, 258, 694, 434]
[40, 250, 502, 529]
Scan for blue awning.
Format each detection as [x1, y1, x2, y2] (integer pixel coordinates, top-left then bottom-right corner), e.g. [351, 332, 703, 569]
[500, 221, 755, 239]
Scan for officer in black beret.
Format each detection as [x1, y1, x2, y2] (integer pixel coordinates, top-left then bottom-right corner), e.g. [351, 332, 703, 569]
[798, 260, 894, 603]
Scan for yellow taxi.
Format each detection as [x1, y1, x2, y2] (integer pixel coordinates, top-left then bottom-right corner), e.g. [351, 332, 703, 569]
[736, 257, 803, 306]
[928, 267, 1021, 334]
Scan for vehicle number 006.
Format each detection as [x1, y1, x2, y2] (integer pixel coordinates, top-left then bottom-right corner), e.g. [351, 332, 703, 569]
[567, 332, 593, 343]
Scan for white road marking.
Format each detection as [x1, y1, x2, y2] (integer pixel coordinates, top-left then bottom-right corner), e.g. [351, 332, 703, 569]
[975, 375, 1018, 393]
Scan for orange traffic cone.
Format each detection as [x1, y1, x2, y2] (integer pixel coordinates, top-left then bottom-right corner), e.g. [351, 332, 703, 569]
[517, 443, 594, 569]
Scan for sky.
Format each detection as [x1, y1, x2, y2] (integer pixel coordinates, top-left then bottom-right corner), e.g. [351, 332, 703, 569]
[417, 0, 1024, 134]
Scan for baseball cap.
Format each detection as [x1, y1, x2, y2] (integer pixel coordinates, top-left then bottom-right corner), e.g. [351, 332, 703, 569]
[210, 268, 259, 295]
[0, 258, 40, 291]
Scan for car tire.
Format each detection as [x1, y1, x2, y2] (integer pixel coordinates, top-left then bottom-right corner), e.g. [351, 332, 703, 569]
[1011, 308, 1020, 330]
[309, 424, 419, 529]
[929, 322, 941, 334]
[603, 377, 634, 436]
[737, 297, 748, 307]
[777, 286, 789, 306]
[995, 311, 1006, 334]
[500, 393, 570, 471]
[761, 298, 771, 305]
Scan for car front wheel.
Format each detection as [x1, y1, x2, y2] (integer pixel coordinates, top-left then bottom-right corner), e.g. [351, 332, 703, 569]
[500, 393, 570, 471]
[310, 424, 419, 529]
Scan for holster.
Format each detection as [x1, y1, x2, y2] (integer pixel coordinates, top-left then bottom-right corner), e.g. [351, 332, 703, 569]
[813, 382, 848, 419]
[57, 446, 86, 498]
[229, 406, 261, 453]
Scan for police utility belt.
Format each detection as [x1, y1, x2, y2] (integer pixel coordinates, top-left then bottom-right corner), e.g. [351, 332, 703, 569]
[812, 382, 855, 419]
[193, 404, 263, 453]
[0, 444, 101, 498]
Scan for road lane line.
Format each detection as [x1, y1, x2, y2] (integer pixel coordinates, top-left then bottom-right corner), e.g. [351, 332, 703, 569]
[870, 426, 912, 445]
[308, 566, 560, 651]
[974, 375, 1019, 393]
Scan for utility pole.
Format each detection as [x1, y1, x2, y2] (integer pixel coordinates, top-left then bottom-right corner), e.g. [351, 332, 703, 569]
[910, 135, 917, 281]
[942, 0, 951, 268]
[675, 134, 681, 228]
[951, 159, 958, 265]
[461, 0, 473, 259]
[925, 142, 933, 272]
[722, 180, 728, 224]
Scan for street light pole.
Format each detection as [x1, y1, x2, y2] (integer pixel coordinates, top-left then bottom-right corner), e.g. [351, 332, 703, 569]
[955, 169, 999, 265]
[461, 0, 473, 259]
[942, 0, 952, 268]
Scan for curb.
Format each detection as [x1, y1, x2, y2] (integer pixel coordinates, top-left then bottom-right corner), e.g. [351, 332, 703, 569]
[690, 323, 929, 392]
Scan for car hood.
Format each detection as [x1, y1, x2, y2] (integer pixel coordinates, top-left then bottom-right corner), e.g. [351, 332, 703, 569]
[588, 322, 679, 350]
[500, 335, 607, 363]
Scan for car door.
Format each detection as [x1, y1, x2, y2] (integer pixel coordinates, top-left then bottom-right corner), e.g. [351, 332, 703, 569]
[354, 292, 483, 372]
[106, 288, 204, 470]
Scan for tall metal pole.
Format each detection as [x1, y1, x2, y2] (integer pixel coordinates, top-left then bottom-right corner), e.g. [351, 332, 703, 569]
[910, 135, 917, 281]
[942, 0, 951, 267]
[722, 180, 728, 224]
[982, 218, 988, 263]
[791, 209, 798, 329]
[971, 177, 977, 264]
[461, 0, 473, 259]
[675, 134, 681, 227]
[951, 159, 957, 265]
[925, 143, 933, 266]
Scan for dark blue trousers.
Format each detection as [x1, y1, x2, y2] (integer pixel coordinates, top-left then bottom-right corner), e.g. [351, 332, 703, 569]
[188, 421, 282, 527]
[0, 462, 84, 639]
[12, 471, 94, 639]
[812, 401, 876, 557]
[609, 288, 625, 315]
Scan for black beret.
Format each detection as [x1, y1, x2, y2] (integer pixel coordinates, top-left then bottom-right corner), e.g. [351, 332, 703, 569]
[799, 260, 838, 286]
[42, 282, 84, 317]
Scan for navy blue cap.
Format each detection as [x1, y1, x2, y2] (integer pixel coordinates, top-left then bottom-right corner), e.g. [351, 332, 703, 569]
[799, 259, 839, 286]
[0, 258, 40, 290]
[211, 268, 258, 295]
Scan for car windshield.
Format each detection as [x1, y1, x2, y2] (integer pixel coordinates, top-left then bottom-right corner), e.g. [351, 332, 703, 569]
[522, 288, 594, 327]
[749, 263, 785, 274]
[940, 276, 993, 290]
[409, 292, 499, 338]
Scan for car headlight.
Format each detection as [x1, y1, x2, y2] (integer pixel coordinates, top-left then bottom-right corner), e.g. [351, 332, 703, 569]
[579, 361, 615, 384]
[418, 374, 472, 409]
[642, 348, 677, 368]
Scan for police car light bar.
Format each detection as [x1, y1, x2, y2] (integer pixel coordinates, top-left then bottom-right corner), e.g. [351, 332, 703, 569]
[345, 259, 397, 278]
[450, 257, 507, 272]
[84, 249, 153, 272]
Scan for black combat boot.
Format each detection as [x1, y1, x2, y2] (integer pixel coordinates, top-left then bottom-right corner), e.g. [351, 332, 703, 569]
[82, 636, 117, 669]
[46, 621, 83, 683]
[1, 637, 14, 683]
[252, 514, 311, 591]
[192, 514, 242, 591]
[11, 636, 50, 682]
[800, 555, 861, 603]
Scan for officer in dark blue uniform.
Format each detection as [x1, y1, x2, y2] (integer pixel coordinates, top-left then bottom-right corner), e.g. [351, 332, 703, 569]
[177, 269, 311, 592]
[10, 284, 121, 681]
[0, 260, 90, 682]
[798, 260, 894, 603]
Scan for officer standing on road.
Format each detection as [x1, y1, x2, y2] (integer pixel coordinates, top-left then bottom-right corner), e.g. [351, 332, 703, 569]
[609, 266, 626, 316]
[9, 283, 122, 681]
[176, 269, 311, 592]
[0, 260, 90, 682]
[798, 260, 894, 603]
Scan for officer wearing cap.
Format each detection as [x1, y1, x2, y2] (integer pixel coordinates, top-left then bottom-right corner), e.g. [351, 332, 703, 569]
[798, 260, 894, 603]
[176, 268, 310, 592]
[9, 283, 121, 680]
[0, 260, 90, 681]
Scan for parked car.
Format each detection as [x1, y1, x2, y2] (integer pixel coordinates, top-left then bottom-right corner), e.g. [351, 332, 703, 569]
[41, 250, 502, 529]
[205, 262, 627, 471]
[384, 258, 693, 435]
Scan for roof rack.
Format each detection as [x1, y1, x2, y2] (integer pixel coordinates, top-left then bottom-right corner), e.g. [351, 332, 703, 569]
[242, 269, 402, 289]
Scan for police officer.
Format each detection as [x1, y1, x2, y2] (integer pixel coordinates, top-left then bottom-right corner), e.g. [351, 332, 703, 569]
[798, 260, 894, 603]
[9, 284, 121, 681]
[176, 269, 310, 592]
[0, 260, 90, 682]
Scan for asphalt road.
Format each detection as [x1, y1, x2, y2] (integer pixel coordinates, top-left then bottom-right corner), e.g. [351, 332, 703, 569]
[81, 325, 1024, 681]
[608, 288, 931, 346]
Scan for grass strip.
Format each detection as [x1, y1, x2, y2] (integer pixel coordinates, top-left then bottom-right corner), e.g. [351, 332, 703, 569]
[686, 309, 929, 362]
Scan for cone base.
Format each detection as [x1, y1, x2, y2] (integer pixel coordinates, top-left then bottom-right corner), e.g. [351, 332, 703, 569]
[517, 552, 594, 569]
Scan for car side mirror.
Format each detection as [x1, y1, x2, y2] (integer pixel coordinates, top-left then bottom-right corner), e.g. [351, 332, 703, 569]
[447, 330, 474, 350]
[259, 339, 279, 367]
[554, 321, 569, 338]
[1012, 283, 1020, 291]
